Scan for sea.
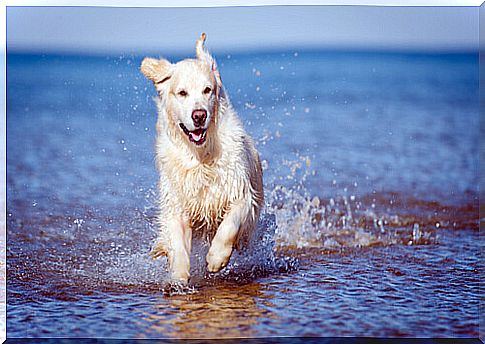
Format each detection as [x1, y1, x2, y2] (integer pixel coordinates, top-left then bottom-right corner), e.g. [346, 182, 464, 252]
[6, 49, 481, 339]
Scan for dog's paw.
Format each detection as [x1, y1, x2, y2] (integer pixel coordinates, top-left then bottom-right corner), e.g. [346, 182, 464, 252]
[162, 280, 195, 296]
[171, 270, 190, 284]
[150, 241, 168, 258]
[206, 243, 233, 273]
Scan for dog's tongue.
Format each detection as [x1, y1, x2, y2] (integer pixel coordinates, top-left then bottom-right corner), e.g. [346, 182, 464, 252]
[189, 129, 204, 142]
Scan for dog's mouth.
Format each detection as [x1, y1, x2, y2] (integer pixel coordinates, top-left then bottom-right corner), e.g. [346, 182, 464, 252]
[179, 123, 207, 145]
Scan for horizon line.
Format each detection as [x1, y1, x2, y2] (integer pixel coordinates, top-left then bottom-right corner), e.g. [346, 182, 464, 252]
[5, 45, 479, 58]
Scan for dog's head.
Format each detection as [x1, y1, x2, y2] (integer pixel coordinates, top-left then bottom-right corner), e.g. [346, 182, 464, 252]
[141, 33, 222, 147]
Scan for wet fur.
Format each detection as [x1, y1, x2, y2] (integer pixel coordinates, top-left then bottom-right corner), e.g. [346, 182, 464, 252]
[141, 33, 264, 282]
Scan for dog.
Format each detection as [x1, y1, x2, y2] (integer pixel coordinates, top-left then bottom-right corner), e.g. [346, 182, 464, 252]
[140, 33, 264, 283]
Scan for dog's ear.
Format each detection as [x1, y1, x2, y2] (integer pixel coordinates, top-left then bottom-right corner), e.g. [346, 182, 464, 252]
[195, 33, 222, 88]
[140, 57, 172, 85]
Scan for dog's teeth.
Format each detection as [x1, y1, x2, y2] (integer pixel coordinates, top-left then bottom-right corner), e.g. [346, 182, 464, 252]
[190, 132, 202, 141]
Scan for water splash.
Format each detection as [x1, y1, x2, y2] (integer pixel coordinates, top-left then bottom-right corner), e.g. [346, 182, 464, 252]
[263, 154, 442, 251]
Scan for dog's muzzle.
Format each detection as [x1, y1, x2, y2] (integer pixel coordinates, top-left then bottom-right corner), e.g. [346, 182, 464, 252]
[192, 109, 207, 127]
[179, 123, 207, 145]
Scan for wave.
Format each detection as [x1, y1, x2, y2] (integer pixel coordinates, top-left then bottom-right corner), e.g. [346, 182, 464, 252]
[6, 165, 478, 299]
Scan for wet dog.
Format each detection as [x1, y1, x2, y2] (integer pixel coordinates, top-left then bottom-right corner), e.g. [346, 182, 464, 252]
[140, 33, 264, 283]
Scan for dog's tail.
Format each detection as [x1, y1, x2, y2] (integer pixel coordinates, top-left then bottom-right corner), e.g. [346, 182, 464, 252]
[195, 33, 222, 88]
[195, 32, 208, 61]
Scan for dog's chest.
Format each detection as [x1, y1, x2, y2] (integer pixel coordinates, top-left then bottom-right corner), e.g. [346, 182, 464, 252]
[167, 157, 236, 226]
[181, 163, 228, 201]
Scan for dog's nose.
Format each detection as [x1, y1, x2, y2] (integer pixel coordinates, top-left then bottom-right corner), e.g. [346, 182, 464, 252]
[192, 109, 207, 127]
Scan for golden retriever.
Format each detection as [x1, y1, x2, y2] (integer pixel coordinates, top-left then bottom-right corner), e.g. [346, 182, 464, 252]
[140, 33, 264, 283]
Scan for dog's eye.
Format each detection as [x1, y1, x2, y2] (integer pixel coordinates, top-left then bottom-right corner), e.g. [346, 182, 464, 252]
[178, 90, 188, 97]
[203, 87, 212, 95]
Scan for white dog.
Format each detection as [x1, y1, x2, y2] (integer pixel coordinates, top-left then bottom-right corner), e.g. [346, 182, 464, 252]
[140, 33, 264, 283]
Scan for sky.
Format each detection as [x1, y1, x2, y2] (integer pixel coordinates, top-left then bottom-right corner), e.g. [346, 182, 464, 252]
[6, 5, 479, 54]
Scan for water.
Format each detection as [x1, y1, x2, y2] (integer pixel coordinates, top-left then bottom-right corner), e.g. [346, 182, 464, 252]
[6, 50, 480, 338]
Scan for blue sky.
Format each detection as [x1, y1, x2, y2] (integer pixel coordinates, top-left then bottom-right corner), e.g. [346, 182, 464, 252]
[6, 5, 478, 54]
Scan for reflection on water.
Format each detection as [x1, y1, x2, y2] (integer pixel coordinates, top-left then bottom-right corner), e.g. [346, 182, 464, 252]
[143, 282, 273, 339]
[6, 50, 480, 338]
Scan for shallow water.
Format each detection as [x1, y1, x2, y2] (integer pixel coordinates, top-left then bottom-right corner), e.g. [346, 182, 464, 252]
[6, 50, 480, 338]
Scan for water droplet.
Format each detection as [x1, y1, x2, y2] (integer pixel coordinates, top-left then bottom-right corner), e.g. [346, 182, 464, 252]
[412, 223, 421, 242]
[261, 160, 269, 170]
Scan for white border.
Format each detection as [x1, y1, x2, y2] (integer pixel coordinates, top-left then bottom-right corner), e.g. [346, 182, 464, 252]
[2, 0, 484, 6]
[0, 1, 482, 343]
[0, 2, 5, 343]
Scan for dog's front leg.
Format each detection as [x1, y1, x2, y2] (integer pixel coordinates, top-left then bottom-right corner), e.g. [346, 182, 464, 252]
[206, 199, 251, 272]
[167, 217, 192, 283]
